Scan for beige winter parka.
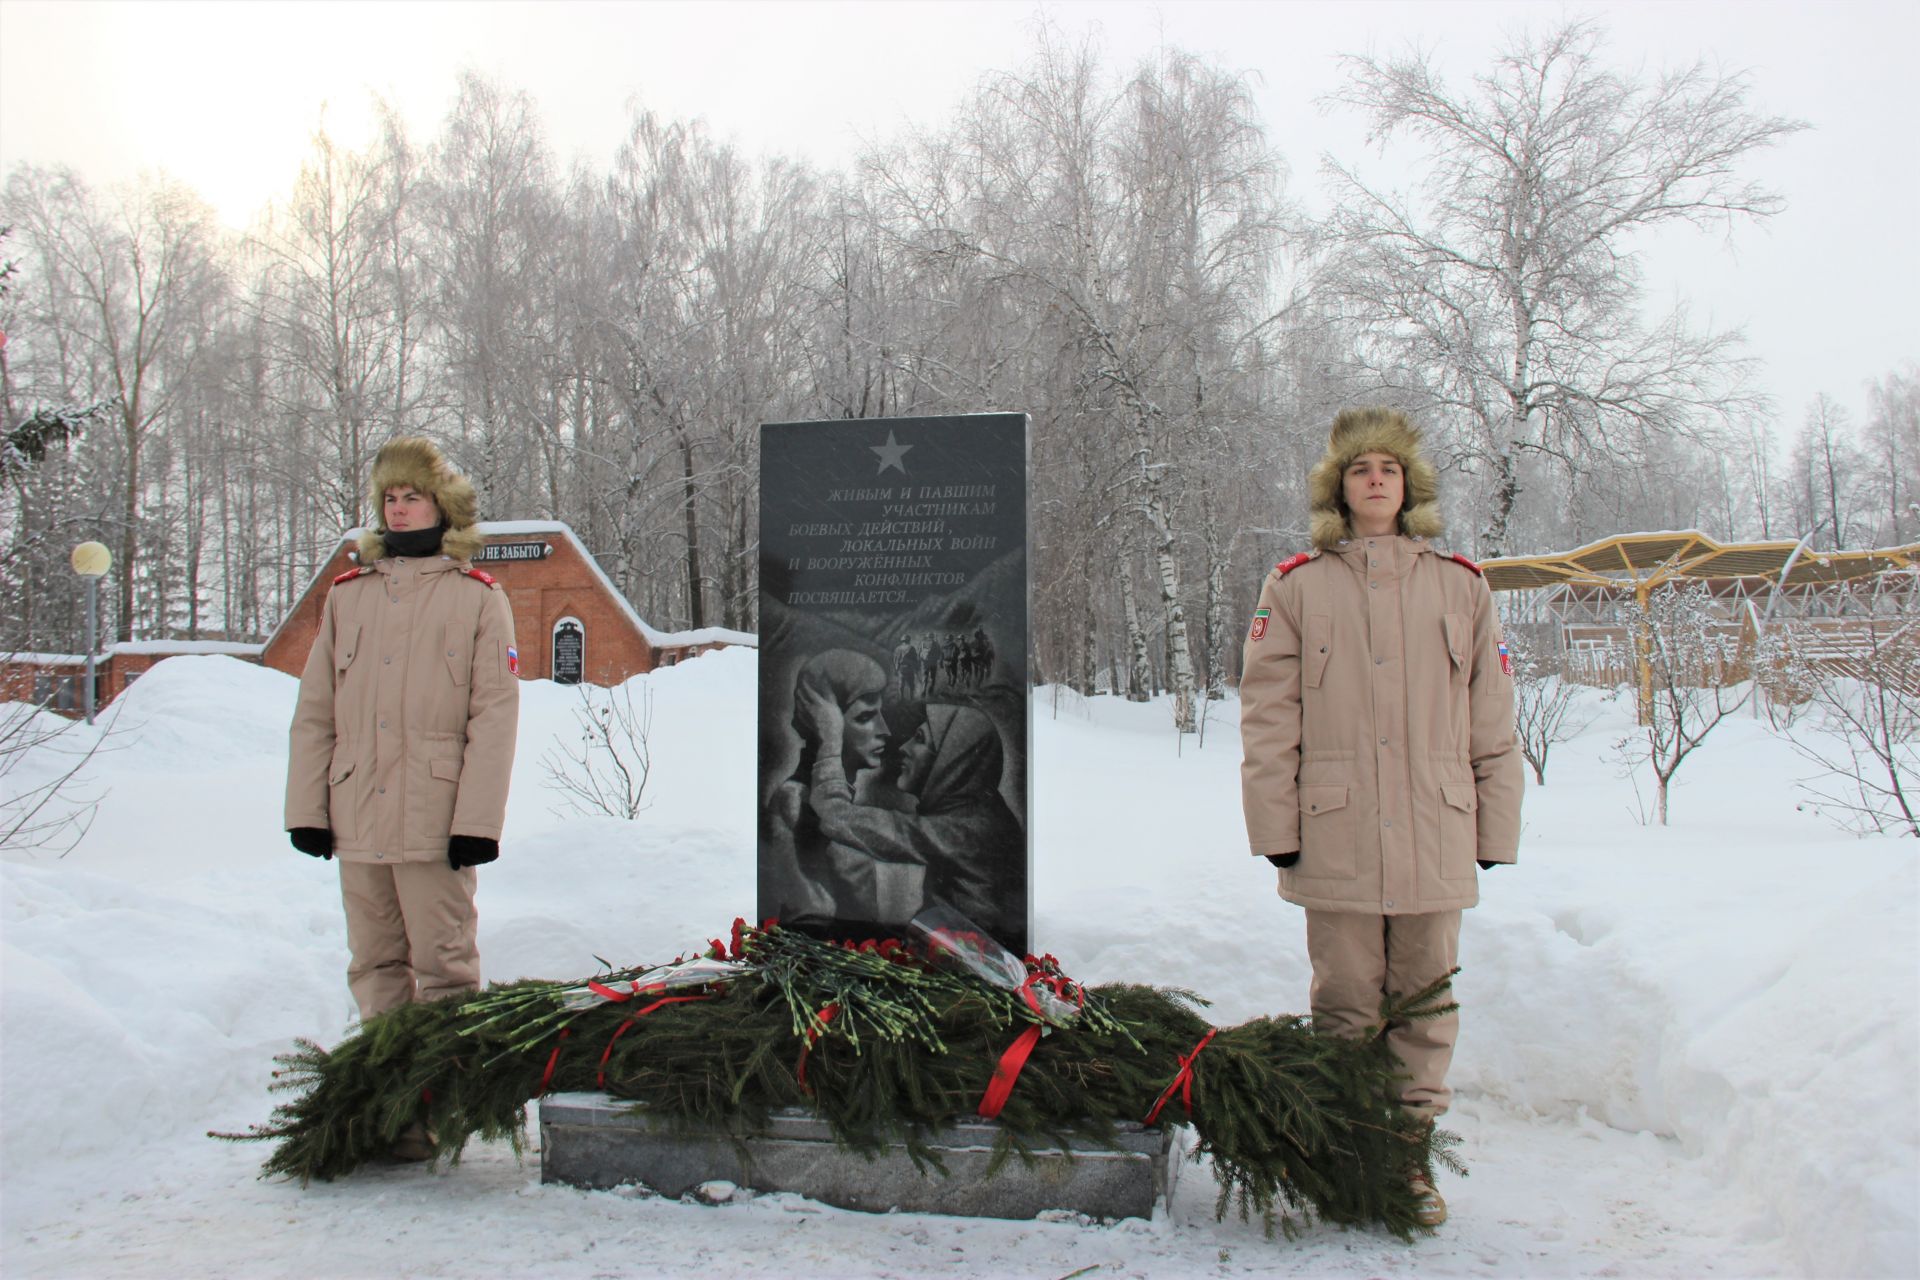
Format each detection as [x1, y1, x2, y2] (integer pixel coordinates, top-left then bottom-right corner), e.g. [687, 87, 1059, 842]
[1240, 534, 1523, 914]
[285, 550, 519, 863]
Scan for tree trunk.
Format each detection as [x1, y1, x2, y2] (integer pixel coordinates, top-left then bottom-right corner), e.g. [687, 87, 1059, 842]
[1204, 554, 1227, 700]
[680, 432, 704, 629]
[1480, 446, 1520, 559]
[1079, 595, 1098, 697]
[1153, 533, 1196, 729]
[1119, 561, 1152, 702]
[118, 409, 140, 643]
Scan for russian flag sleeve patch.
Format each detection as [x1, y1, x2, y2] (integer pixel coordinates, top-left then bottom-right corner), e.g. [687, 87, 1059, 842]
[507, 644, 520, 676]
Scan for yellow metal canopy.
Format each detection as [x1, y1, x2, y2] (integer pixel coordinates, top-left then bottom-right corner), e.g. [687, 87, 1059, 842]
[1481, 532, 1920, 594]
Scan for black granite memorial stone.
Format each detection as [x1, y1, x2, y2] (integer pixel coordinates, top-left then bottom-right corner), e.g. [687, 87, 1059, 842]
[552, 618, 584, 686]
[758, 413, 1030, 955]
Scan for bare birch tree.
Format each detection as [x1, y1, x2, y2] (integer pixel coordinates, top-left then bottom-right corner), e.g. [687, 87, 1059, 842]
[251, 111, 430, 528]
[1317, 19, 1804, 555]
[2, 169, 226, 640]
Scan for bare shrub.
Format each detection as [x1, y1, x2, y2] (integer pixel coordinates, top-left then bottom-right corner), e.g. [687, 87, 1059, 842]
[1, 691, 114, 855]
[540, 681, 654, 820]
[1612, 583, 1750, 825]
[1785, 621, 1920, 837]
[1508, 630, 1595, 786]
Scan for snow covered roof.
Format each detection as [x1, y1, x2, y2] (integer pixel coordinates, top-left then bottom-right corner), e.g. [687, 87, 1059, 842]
[1485, 531, 1920, 592]
[108, 640, 265, 657]
[259, 521, 757, 652]
[654, 626, 758, 649]
[4, 641, 264, 665]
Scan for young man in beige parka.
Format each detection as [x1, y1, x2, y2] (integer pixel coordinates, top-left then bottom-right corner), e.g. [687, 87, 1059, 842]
[285, 438, 520, 1040]
[1239, 407, 1523, 1226]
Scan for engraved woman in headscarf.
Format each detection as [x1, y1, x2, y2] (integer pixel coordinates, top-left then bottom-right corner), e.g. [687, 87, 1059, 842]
[761, 650, 894, 929]
[796, 694, 1024, 949]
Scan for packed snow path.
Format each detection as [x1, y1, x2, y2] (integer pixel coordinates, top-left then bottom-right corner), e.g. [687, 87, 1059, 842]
[3, 655, 1912, 1277]
[6, 1102, 1791, 1279]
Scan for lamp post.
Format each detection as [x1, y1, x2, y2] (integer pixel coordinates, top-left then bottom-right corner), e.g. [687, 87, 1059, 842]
[70, 542, 112, 724]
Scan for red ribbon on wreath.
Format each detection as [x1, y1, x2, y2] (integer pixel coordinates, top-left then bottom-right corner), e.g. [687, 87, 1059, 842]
[595, 995, 712, 1088]
[536, 1027, 571, 1097]
[1144, 1027, 1218, 1124]
[978, 1024, 1045, 1119]
[1019, 967, 1084, 1019]
[794, 1002, 841, 1091]
[975, 959, 1089, 1118]
[587, 978, 668, 1003]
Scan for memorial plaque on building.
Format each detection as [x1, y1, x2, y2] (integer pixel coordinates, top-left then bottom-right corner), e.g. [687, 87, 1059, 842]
[552, 618, 585, 686]
[476, 540, 553, 564]
[758, 413, 1030, 954]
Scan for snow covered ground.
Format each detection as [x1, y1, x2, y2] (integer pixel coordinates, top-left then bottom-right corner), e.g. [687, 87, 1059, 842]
[2, 652, 1914, 1279]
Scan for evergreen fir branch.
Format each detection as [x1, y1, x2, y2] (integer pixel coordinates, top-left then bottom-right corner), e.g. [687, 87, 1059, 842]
[216, 924, 1455, 1240]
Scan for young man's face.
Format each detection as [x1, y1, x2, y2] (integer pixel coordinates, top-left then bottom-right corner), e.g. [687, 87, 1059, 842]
[844, 694, 889, 771]
[383, 486, 442, 532]
[1342, 452, 1404, 537]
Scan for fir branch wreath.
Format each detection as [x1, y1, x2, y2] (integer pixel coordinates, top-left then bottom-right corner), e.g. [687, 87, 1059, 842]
[218, 919, 1462, 1240]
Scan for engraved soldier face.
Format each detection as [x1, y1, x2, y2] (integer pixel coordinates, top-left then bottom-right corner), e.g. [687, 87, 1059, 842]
[845, 694, 889, 771]
[384, 485, 442, 532]
[1342, 452, 1404, 537]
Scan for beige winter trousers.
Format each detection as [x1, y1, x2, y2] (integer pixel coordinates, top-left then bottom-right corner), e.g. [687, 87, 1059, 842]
[338, 860, 481, 1020]
[1304, 908, 1463, 1120]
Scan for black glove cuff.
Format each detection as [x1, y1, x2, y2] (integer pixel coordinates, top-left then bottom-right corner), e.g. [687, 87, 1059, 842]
[1477, 859, 1499, 871]
[1265, 852, 1300, 869]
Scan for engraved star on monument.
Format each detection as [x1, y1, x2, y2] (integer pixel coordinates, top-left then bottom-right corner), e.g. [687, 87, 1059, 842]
[870, 430, 912, 476]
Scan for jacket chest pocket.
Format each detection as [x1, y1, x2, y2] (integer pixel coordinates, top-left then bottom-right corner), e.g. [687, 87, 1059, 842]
[1304, 614, 1332, 688]
[335, 623, 362, 678]
[443, 621, 474, 688]
[1443, 614, 1469, 679]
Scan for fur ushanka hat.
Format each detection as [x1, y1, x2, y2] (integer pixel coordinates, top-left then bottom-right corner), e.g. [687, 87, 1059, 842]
[1306, 407, 1445, 550]
[359, 436, 484, 562]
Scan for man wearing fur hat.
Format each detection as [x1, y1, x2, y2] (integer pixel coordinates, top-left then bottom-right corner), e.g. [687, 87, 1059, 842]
[285, 438, 520, 1053]
[1239, 407, 1523, 1226]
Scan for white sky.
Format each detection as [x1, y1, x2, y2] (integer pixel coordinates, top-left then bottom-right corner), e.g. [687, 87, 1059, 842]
[1, 0, 1913, 436]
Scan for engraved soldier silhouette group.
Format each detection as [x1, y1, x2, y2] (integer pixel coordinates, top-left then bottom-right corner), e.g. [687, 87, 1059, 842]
[891, 627, 993, 699]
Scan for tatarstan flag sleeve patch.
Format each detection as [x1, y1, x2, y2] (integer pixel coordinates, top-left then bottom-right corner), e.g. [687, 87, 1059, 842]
[1249, 607, 1271, 641]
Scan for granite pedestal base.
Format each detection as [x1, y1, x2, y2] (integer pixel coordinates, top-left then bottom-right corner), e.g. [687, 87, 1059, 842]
[538, 1092, 1177, 1221]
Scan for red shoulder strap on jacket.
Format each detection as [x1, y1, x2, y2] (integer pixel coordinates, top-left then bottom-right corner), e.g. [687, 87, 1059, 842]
[331, 566, 372, 587]
[1447, 552, 1484, 577]
[463, 567, 499, 588]
[1273, 551, 1314, 578]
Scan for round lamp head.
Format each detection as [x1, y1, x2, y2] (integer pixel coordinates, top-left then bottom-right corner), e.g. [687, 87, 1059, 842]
[71, 542, 112, 577]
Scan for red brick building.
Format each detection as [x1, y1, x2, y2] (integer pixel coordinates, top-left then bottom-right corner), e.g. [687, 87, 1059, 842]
[4, 521, 750, 716]
[260, 520, 752, 685]
[1, 640, 265, 713]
